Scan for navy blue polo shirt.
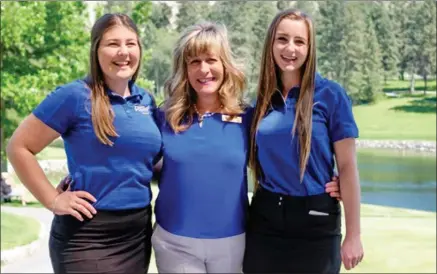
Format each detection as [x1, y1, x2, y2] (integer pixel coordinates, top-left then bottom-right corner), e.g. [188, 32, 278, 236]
[33, 79, 162, 210]
[256, 73, 359, 196]
[154, 107, 253, 238]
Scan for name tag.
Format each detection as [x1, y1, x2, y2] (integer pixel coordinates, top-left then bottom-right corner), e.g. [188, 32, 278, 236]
[134, 105, 151, 115]
[222, 114, 242, 123]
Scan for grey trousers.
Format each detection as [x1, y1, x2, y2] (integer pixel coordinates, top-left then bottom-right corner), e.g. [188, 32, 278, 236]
[151, 224, 245, 273]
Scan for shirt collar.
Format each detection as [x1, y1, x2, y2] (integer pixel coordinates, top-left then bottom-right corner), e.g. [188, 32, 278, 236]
[105, 80, 143, 103]
[269, 72, 323, 110]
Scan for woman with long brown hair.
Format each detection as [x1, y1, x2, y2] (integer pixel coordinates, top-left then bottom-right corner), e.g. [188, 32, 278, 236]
[6, 13, 161, 273]
[243, 9, 364, 273]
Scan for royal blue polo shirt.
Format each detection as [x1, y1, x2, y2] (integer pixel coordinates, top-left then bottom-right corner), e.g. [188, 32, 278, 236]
[33, 79, 162, 210]
[154, 107, 253, 238]
[256, 73, 359, 196]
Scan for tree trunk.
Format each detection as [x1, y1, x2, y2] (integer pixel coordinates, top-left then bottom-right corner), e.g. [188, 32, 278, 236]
[409, 70, 415, 94]
[424, 74, 427, 95]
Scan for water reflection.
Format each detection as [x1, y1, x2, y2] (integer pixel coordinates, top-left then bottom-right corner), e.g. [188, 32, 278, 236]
[358, 148, 436, 212]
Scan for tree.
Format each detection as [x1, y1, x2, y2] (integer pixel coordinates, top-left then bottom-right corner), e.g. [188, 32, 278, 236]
[415, 0, 436, 93]
[176, 1, 212, 32]
[369, 2, 399, 84]
[360, 7, 383, 103]
[150, 2, 172, 30]
[1, 2, 90, 171]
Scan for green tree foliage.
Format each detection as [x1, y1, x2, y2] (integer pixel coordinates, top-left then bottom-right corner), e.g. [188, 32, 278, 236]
[369, 2, 399, 84]
[1, 1, 90, 170]
[176, 1, 212, 33]
[415, 0, 436, 93]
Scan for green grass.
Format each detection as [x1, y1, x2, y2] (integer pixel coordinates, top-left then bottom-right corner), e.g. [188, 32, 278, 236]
[353, 94, 436, 140]
[0, 211, 40, 250]
[342, 204, 436, 273]
[383, 79, 437, 93]
[36, 146, 66, 160]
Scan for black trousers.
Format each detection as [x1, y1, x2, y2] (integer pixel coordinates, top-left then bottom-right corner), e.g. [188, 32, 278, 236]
[243, 187, 342, 274]
[49, 205, 153, 274]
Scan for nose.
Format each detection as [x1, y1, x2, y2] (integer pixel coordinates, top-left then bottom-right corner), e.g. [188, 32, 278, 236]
[199, 61, 210, 73]
[285, 41, 297, 52]
[118, 45, 128, 56]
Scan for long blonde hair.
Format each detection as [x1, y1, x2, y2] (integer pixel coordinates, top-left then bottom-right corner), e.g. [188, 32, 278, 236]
[87, 13, 142, 146]
[249, 9, 317, 188]
[163, 22, 246, 132]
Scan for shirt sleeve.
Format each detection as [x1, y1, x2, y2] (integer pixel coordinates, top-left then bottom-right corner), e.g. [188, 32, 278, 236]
[328, 85, 359, 142]
[32, 84, 79, 135]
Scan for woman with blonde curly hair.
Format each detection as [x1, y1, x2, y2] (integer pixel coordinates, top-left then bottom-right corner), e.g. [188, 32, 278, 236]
[151, 22, 251, 273]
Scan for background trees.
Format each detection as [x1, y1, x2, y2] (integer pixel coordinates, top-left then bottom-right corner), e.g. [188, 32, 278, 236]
[1, 1, 436, 170]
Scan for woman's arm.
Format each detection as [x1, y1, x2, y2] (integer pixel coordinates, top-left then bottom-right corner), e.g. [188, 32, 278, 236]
[7, 114, 96, 221]
[333, 138, 363, 270]
[7, 114, 62, 209]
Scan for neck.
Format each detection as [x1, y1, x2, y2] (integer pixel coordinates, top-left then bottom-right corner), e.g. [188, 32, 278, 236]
[281, 70, 301, 97]
[194, 93, 221, 114]
[105, 78, 130, 97]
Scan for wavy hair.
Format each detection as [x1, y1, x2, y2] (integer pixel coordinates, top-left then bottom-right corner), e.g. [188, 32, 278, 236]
[87, 13, 142, 146]
[163, 22, 246, 132]
[249, 9, 317, 187]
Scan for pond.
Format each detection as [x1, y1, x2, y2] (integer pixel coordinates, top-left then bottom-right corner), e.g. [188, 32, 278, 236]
[247, 148, 436, 212]
[358, 148, 436, 212]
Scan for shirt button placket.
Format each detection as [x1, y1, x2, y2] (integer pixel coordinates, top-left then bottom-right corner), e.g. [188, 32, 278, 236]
[278, 196, 283, 206]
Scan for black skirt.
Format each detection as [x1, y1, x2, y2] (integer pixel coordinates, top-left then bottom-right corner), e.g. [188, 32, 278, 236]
[49, 205, 153, 274]
[243, 187, 342, 274]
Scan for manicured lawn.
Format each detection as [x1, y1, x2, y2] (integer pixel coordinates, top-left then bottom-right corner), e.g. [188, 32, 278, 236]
[353, 94, 436, 140]
[383, 79, 437, 93]
[342, 204, 436, 273]
[0, 211, 40, 250]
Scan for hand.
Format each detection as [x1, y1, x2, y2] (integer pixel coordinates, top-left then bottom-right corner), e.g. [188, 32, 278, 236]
[325, 176, 342, 201]
[341, 235, 364, 270]
[51, 191, 97, 222]
[56, 175, 73, 194]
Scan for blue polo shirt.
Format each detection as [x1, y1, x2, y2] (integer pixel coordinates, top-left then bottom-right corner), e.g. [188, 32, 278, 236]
[256, 73, 359, 196]
[154, 107, 252, 238]
[33, 79, 162, 210]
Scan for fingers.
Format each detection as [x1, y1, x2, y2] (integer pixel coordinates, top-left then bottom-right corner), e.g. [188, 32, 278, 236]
[69, 208, 84, 222]
[331, 176, 339, 182]
[75, 191, 97, 203]
[75, 198, 97, 216]
[52, 191, 97, 221]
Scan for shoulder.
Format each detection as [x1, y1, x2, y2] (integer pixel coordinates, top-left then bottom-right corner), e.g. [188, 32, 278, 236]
[132, 84, 156, 107]
[314, 74, 351, 104]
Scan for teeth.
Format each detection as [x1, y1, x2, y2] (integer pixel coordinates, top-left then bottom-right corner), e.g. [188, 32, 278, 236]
[114, 62, 129, 66]
[282, 55, 297, 61]
[198, 78, 213, 83]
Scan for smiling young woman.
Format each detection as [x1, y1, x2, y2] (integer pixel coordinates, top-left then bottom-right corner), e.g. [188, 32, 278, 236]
[6, 13, 161, 274]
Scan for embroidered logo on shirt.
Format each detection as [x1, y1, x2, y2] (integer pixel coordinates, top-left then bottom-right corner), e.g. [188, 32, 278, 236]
[221, 114, 242, 123]
[134, 105, 151, 115]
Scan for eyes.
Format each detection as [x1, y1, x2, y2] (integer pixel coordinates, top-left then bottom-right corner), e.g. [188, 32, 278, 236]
[276, 36, 306, 45]
[188, 57, 219, 65]
[107, 40, 138, 47]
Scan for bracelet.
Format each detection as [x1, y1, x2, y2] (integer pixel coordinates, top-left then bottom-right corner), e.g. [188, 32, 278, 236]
[51, 194, 61, 214]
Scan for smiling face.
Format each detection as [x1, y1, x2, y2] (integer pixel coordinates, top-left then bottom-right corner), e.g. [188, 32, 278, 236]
[97, 25, 140, 82]
[272, 18, 309, 75]
[186, 52, 224, 96]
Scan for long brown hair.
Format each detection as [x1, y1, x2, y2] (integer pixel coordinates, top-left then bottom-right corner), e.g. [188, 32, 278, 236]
[249, 9, 317, 188]
[88, 13, 142, 146]
[163, 22, 246, 132]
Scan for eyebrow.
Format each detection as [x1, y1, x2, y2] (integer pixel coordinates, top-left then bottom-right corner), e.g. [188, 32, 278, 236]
[104, 38, 137, 42]
[276, 32, 307, 41]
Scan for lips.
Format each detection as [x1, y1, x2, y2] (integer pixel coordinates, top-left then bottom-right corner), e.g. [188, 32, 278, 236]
[281, 55, 297, 62]
[112, 61, 130, 68]
[197, 77, 216, 84]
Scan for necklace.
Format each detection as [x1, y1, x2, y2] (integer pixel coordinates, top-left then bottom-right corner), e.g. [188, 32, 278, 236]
[193, 104, 223, 128]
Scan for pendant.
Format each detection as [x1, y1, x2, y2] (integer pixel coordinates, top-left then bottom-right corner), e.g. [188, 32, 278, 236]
[199, 118, 203, 128]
